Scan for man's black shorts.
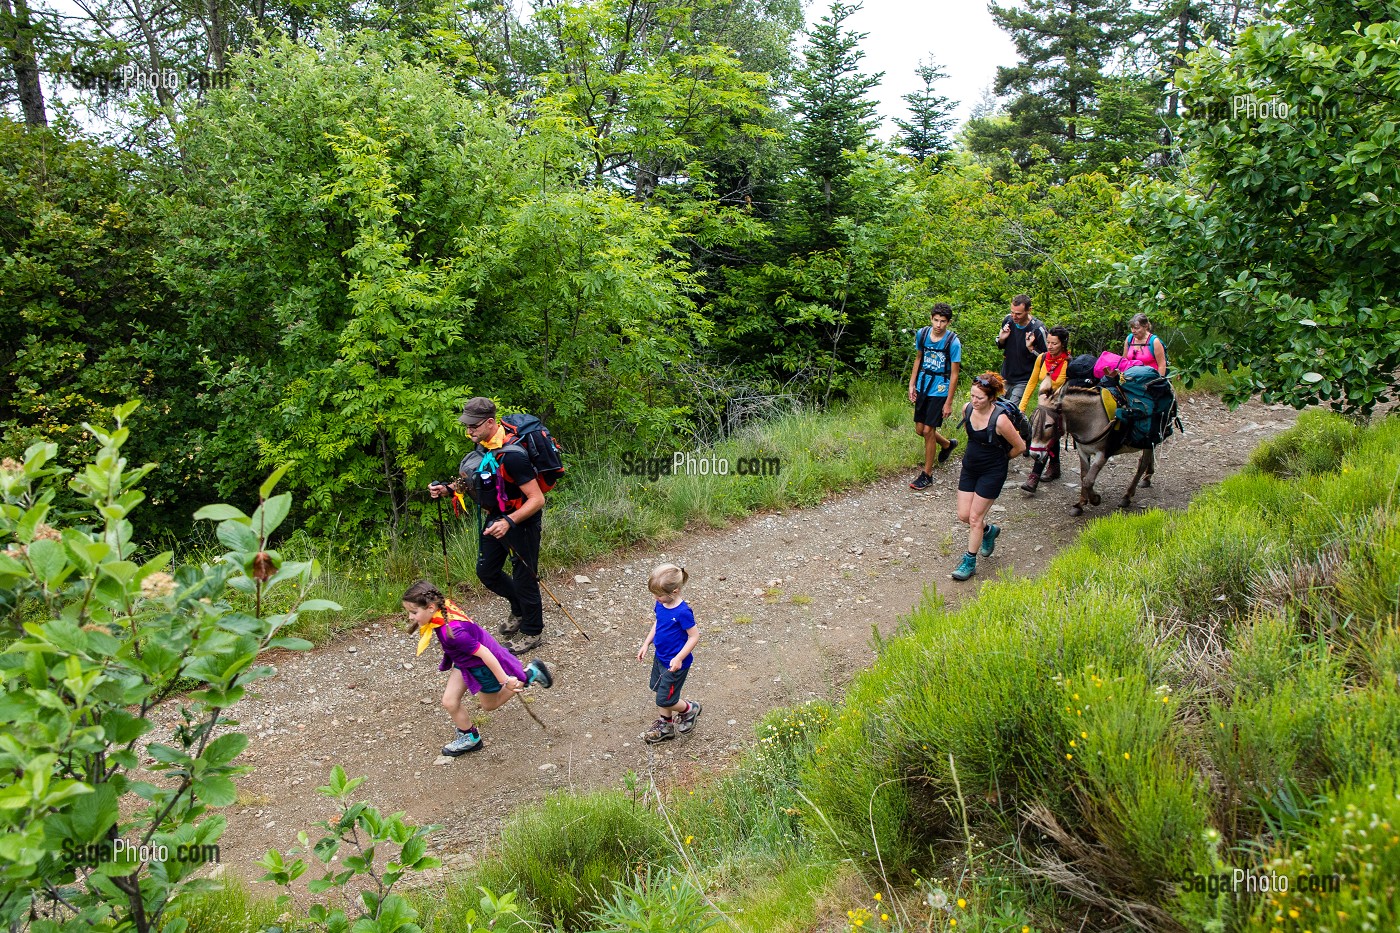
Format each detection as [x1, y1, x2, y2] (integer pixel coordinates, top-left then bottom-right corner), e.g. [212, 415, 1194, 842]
[914, 394, 948, 429]
[649, 655, 691, 708]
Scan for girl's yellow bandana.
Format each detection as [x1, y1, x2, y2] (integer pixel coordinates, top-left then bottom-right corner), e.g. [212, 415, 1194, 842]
[415, 599, 472, 656]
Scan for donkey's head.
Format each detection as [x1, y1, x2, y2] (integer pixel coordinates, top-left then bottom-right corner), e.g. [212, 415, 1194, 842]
[1028, 394, 1062, 460]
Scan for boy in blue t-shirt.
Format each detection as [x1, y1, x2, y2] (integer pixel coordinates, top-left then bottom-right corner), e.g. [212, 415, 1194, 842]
[907, 303, 963, 490]
[636, 563, 701, 743]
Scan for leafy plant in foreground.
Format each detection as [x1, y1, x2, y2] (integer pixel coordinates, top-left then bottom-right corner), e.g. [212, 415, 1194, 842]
[258, 767, 448, 933]
[0, 402, 335, 931]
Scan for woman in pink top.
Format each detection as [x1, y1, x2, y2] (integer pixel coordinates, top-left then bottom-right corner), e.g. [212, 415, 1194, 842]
[1122, 313, 1167, 373]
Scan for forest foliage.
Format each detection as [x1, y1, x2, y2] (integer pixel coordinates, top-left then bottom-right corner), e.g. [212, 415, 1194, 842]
[4, 0, 1398, 543]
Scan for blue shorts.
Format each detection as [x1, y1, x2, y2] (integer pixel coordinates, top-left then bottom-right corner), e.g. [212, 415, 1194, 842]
[649, 655, 690, 708]
[461, 664, 503, 694]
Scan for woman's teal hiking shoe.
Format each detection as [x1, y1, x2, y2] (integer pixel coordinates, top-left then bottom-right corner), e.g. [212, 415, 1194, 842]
[979, 523, 1001, 557]
[950, 552, 977, 581]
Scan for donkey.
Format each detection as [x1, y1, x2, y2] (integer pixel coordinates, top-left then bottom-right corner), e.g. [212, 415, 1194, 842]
[1028, 386, 1155, 516]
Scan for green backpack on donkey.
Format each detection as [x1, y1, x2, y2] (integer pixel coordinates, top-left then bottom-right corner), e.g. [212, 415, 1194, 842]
[1116, 366, 1181, 448]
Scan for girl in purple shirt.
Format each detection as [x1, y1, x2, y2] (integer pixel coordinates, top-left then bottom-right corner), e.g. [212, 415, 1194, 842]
[403, 580, 553, 757]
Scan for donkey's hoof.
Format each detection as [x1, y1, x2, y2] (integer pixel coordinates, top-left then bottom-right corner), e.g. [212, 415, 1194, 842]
[1089, 492, 1102, 506]
[1070, 505, 1084, 516]
[1141, 476, 1152, 488]
[1119, 498, 1132, 510]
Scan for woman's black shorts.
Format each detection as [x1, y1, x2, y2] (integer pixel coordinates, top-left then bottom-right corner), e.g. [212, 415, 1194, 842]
[958, 461, 1009, 499]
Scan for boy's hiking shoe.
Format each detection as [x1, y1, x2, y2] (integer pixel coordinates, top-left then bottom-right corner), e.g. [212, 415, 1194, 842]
[524, 659, 553, 689]
[938, 438, 959, 464]
[508, 632, 543, 654]
[642, 717, 677, 744]
[1043, 460, 1061, 482]
[950, 552, 977, 581]
[909, 472, 933, 490]
[442, 728, 483, 757]
[979, 523, 1001, 557]
[676, 700, 702, 734]
[499, 614, 523, 638]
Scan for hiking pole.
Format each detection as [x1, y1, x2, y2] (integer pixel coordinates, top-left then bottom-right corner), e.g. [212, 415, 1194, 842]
[503, 541, 591, 642]
[434, 493, 450, 586]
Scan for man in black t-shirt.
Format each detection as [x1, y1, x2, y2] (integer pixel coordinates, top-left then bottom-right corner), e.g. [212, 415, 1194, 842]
[430, 396, 547, 653]
[995, 294, 1048, 409]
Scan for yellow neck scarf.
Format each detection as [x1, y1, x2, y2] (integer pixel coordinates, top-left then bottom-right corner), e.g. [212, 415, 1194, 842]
[416, 599, 471, 656]
[481, 426, 506, 451]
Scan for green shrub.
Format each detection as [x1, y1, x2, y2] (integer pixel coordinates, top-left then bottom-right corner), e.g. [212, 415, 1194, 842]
[1325, 684, 1400, 787]
[1059, 668, 1207, 889]
[1361, 627, 1400, 687]
[1227, 613, 1300, 702]
[1152, 506, 1274, 627]
[1207, 657, 1342, 839]
[802, 578, 1155, 870]
[583, 869, 724, 933]
[1334, 509, 1400, 638]
[672, 703, 831, 865]
[475, 791, 673, 930]
[1248, 409, 1361, 480]
[1243, 776, 1400, 932]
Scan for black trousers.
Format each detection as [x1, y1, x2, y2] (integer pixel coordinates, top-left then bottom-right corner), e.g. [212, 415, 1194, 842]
[476, 514, 544, 637]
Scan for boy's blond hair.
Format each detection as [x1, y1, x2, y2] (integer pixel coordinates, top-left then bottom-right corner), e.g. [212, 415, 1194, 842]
[648, 563, 689, 598]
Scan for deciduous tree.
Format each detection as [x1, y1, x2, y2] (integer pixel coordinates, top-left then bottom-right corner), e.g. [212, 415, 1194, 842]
[1116, 0, 1400, 413]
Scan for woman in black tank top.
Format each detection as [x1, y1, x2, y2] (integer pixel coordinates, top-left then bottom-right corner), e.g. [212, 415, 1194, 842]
[952, 373, 1027, 582]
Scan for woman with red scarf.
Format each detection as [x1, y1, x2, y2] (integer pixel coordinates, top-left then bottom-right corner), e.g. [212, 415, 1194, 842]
[1019, 326, 1071, 493]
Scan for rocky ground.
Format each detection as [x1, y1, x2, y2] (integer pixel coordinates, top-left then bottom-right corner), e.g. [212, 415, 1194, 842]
[163, 395, 1295, 885]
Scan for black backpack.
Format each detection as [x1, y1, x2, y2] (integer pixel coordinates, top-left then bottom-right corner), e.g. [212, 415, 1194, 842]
[457, 413, 565, 511]
[1065, 353, 1097, 383]
[962, 399, 1032, 451]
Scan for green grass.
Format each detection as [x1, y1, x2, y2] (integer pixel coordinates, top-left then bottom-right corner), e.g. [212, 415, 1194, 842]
[1248, 407, 1364, 480]
[173, 877, 283, 933]
[472, 790, 676, 930]
[720, 859, 840, 933]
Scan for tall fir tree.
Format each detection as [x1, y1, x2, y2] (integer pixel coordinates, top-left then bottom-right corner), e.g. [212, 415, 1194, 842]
[983, 0, 1140, 172]
[788, 1, 882, 245]
[1139, 0, 1258, 123]
[894, 57, 958, 166]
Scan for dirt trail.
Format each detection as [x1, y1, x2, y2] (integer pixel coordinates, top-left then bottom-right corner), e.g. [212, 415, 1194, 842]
[182, 396, 1294, 881]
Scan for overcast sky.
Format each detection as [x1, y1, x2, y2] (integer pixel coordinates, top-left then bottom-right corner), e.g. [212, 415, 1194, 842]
[804, 0, 1018, 136]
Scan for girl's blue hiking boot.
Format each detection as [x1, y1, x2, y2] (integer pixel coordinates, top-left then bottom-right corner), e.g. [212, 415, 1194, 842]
[442, 727, 483, 757]
[979, 523, 1001, 557]
[950, 552, 977, 581]
[525, 659, 553, 689]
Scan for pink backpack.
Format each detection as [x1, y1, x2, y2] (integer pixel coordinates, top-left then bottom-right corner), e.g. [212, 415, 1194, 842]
[1093, 351, 1134, 379]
